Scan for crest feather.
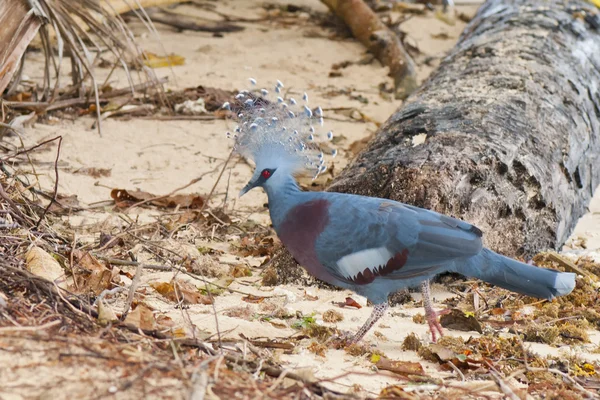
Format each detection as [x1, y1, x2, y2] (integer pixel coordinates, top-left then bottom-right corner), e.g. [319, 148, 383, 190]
[223, 79, 336, 179]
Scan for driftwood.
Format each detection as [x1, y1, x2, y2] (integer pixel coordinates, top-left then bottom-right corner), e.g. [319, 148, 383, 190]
[328, 0, 600, 258]
[321, 0, 418, 99]
[267, 0, 600, 285]
[0, 0, 45, 94]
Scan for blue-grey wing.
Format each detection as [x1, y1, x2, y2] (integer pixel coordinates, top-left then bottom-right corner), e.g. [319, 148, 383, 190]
[315, 196, 483, 283]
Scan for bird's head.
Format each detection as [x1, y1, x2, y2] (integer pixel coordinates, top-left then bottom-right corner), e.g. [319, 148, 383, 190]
[223, 79, 337, 197]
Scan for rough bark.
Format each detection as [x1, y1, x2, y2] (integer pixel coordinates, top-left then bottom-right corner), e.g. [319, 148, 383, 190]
[328, 0, 600, 258]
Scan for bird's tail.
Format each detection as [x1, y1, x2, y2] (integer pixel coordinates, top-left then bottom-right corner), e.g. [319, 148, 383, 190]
[456, 248, 576, 300]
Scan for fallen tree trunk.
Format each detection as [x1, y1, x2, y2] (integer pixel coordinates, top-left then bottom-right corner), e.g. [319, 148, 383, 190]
[328, 0, 600, 258]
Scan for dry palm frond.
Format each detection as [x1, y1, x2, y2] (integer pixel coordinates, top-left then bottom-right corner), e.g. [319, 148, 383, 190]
[7, 0, 173, 135]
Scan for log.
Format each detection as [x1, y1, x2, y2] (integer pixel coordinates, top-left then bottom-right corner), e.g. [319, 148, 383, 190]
[321, 0, 418, 99]
[328, 0, 600, 258]
[0, 0, 45, 94]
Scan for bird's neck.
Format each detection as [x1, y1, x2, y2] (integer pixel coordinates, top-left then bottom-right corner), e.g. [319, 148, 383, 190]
[264, 173, 302, 229]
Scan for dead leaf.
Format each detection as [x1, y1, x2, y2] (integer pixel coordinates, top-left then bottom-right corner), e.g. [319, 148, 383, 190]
[47, 194, 82, 215]
[230, 265, 252, 278]
[98, 233, 125, 249]
[427, 344, 457, 362]
[439, 309, 483, 333]
[123, 303, 156, 331]
[97, 300, 119, 325]
[111, 188, 204, 209]
[335, 297, 362, 309]
[376, 358, 427, 377]
[242, 294, 266, 304]
[167, 85, 234, 112]
[379, 385, 417, 399]
[233, 235, 276, 257]
[427, 344, 487, 370]
[72, 250, 114, 295]
[142, 51, 185, 68]
[269, 319, 288, 329]
[150, 279, 213, 304]
[304, 290, 319, 301]
[199, 277, 233, 296]
[25, 246, 65, 287]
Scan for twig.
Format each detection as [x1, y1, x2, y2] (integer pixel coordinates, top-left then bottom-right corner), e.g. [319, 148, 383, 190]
[189, 356, 219, 400]
[101, 76, 168, 99]
[145, 8, 244, 33]
[0, 319, 61, 333]
[96, 256, 284, 299]
[528, 368, 597, 398]
[446, 361, 465, 381]
[0, 183, 30, 225]
[121, 251, 142, 318]
[35, 136, 62, 228]
[2, 135, 61, 162]
[138, 115, 218, 121]
[199, 150, 234, 214]
[488, 370, 520, 400]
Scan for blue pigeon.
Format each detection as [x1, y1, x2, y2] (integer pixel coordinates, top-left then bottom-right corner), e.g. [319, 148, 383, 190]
[226, 79, 576, 343]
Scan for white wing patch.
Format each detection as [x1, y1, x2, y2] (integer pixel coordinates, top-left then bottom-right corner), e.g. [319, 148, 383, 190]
[337, 247, 393, 280]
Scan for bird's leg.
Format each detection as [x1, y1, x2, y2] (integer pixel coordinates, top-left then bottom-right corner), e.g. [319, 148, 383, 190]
[349, 302, 389, 344]
[421, 280, 448, 342]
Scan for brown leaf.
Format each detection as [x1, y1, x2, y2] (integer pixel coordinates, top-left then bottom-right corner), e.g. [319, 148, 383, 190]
[335, 297, 362, 309]
[97, 300, 119, 325]
[25, 247, 65, 287]
[242, 295, 266, 304]
[439, 309, 483, 334]
[233, 234, 277, 257]
[230, 265, 252, 278]
[150, 280, 213, 304]
[72, 250, 114, 295]
[379, 385, 417, 399]
[111, 188, 204, 209]
[47, 194, 82, 215]
[304, 290, 319, 301]
[376, 359, 426, 377]
[98, 232, 125, 249]
[124, 303, 156, 331]
[428, 344, 487, 370]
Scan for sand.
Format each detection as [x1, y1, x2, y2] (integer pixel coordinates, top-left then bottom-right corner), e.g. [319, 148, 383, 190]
[3, 0, 600, 397]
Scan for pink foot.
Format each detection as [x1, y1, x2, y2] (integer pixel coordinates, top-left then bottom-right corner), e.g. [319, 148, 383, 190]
[425, 308, 451, 342]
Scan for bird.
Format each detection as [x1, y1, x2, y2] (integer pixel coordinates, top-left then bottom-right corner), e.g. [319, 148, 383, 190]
[225, 79, 577, 344]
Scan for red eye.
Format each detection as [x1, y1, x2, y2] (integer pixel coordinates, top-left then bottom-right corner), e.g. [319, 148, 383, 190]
[261, 169, 272, 179]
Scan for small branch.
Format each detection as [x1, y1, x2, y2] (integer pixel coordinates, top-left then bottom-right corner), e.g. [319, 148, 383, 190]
[0, 319, 61, 333]
[321, 0, 418, 99]
[145, 8, 245, 33]
[35, 136, 62, 228]
[121, 251, 142, 319]
[199, 150, 234, 214]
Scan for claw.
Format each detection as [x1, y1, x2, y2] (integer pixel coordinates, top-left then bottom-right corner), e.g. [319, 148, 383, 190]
[421, 280, 450, 342]
[425, 307, 451, 342]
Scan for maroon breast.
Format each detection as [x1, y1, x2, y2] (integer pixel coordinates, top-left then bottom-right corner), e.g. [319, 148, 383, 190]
[277, 199, 337, 283]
